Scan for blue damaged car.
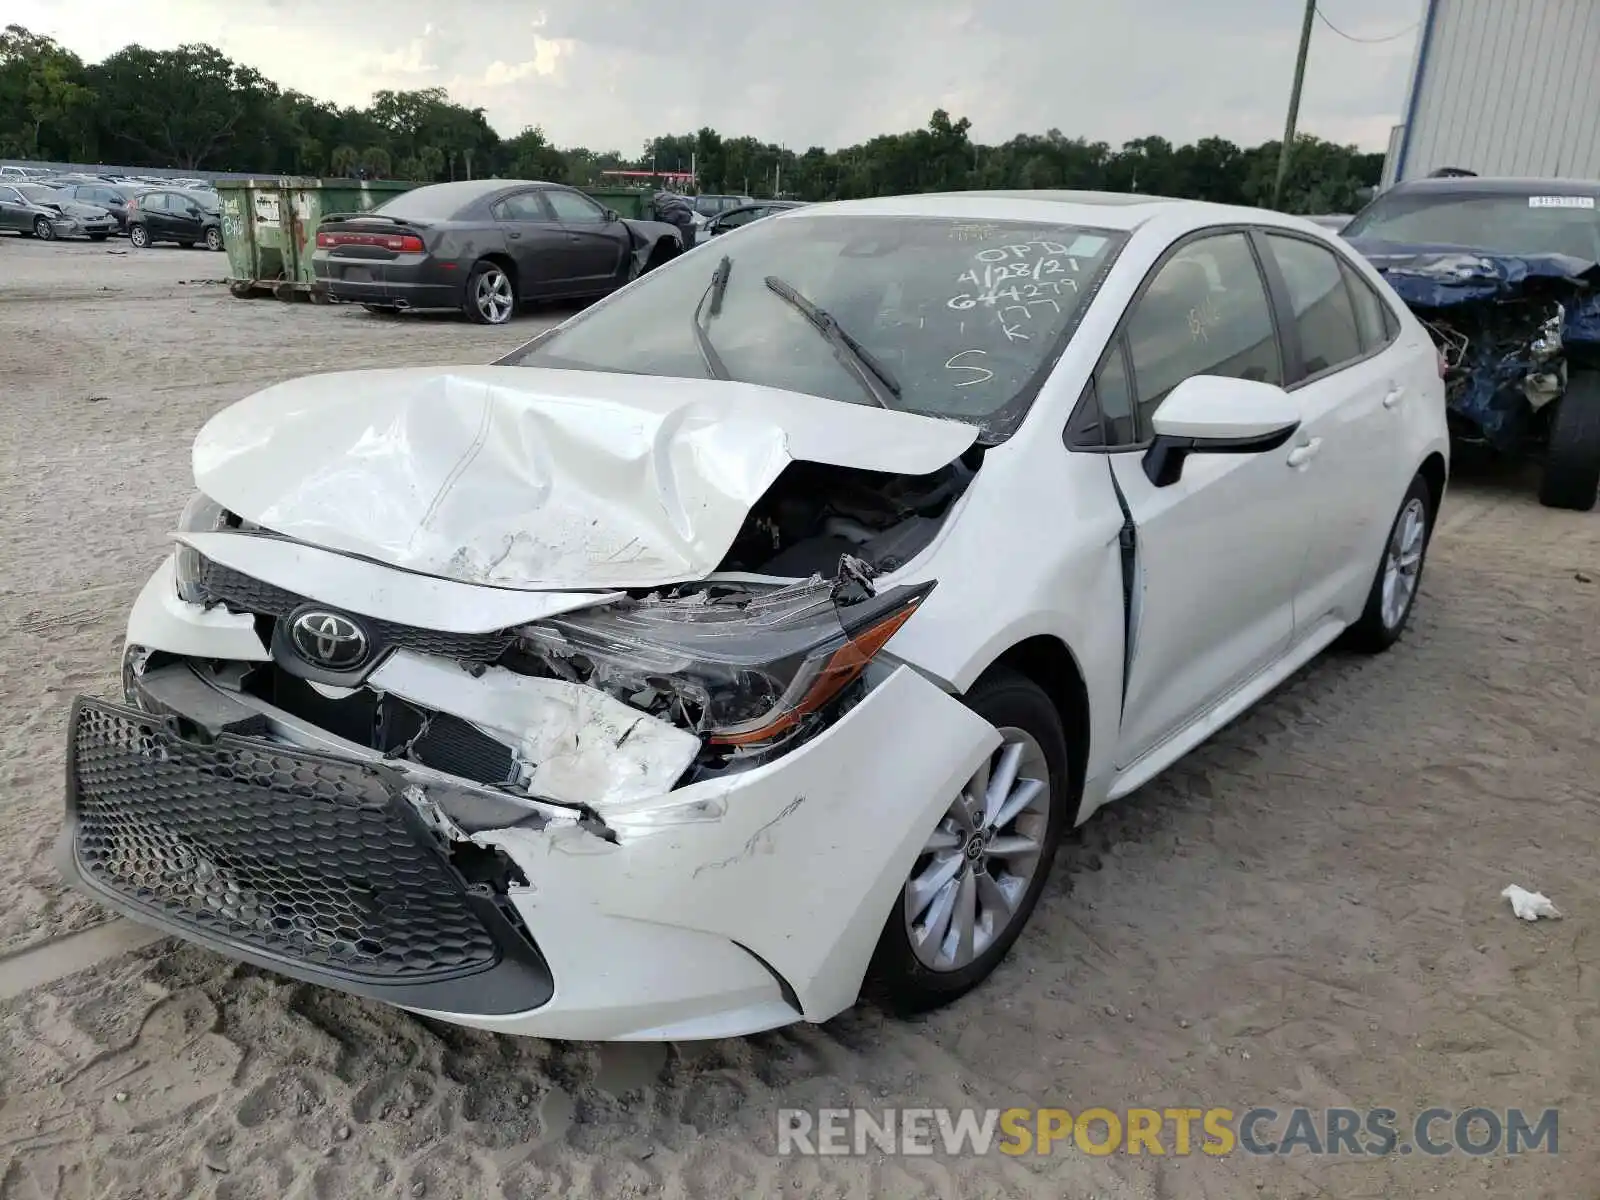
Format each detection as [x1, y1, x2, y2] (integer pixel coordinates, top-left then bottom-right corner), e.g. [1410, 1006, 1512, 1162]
[1343, 175, 1600, 511]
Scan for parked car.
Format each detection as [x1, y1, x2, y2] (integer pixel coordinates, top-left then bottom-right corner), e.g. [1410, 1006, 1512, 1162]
[692, 193, 754, 220]
[126, 187, 225, 250]
[64, 192, 1447, 1041]
[703, 199, 809, 239]
[311, 179, 685, 323]
[1343, 175, 1600, 510]
[0, 183, 117, 240]
[52, 181, 140, 234]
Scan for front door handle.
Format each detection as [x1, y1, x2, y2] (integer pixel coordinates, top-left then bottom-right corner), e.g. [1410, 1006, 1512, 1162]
[507, 230, 522, 239]
[1383, 385, 1405, 409]
[568, 234, 582, 243]
[1287, 437, 1323, 468]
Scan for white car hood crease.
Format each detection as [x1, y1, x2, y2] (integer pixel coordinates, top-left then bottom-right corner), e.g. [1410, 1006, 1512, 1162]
[194, 366, 978, 591]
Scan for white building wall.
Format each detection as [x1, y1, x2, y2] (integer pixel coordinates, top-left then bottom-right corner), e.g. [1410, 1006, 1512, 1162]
[1385, 0, 1600, 184]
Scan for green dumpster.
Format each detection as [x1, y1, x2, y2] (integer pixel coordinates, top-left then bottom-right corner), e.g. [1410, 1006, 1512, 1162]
[217, 178, 420, 301]
[581, 187, 653, 219]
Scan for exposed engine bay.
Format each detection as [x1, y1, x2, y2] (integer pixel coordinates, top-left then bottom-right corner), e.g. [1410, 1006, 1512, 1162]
[144, 449, 980, 820]
[1421, 300, 1569, 449]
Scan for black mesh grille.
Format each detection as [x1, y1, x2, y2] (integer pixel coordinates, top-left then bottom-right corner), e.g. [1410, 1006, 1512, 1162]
[69, 700, 501, 982]
[195, 556, 516, 662]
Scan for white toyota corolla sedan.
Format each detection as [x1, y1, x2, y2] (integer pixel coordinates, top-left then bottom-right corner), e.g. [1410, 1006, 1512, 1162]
[63, 191, 1448, 1041]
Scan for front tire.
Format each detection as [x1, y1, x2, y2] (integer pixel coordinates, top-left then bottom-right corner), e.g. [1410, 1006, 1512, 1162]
[1538, 369, 1600, 511]
[33, 216, 53, 240]
[204, 227, 223, 252]
[1340, 473, 1433, 654]
[867, 668, 1072, 1014]
[463, 260, 515, 325]
[128, 224, 150, 249]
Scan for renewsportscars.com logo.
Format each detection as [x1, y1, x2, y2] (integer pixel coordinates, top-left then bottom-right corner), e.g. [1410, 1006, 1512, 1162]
[777, 1106, 1559, 1158]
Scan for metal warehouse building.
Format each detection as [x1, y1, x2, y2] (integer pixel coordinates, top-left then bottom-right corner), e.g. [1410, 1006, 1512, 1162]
[1382, 0, 1600, 185]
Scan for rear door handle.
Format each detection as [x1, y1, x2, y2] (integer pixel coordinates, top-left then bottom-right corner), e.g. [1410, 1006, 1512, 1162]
[507, 230, 522, 239]
[1287, 437, 1323, 468]
[1383, 385, 1405, 409]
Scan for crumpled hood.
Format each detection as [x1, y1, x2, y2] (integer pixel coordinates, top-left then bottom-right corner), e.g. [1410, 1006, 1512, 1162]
[193, 365, 978, 591]
[1347, 238, 1600, 345]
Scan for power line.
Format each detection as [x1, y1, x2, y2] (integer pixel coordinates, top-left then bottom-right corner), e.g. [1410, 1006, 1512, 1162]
[1315, 5, 1419, 44]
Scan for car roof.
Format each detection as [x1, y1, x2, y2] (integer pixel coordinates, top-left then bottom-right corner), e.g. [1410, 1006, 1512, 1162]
[1383, 176, 1600, 199]
[774, 188, 1310, 233]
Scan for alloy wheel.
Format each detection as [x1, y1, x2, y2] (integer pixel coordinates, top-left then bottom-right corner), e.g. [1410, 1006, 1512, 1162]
[1381, 496, 1427, 629]
[33, 216, 53, 240]
[129, 225, 148, 248]
[474, 268, 514, 324]
[206, 227, 223, 251]
[903, 727, 1052, 972]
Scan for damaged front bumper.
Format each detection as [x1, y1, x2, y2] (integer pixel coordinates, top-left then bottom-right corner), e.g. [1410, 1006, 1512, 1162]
[60, 558, 997, 1041]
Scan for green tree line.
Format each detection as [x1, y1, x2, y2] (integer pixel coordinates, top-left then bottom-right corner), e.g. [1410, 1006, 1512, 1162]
[1, 24, 1383, 213]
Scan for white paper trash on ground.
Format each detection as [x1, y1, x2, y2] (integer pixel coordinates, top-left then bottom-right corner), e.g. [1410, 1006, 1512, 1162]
[1502, 885, 1563, 921]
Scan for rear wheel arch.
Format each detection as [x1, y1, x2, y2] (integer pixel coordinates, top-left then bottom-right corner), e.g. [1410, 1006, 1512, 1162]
[980, 635, 1091, 825]
[479, 252, 518, 292]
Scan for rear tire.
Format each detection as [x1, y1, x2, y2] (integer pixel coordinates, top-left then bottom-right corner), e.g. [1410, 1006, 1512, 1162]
[128, 224, 150, 249]
[866, 668, 1072, 1015]
[463, 260, 515, 325]
[1340, 473, 1433, 654]
[1538, 369, 1600, 511]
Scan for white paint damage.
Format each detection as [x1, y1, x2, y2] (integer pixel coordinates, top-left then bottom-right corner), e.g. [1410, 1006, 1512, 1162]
[369, 650, 701, 809]
[192, 365, 977, 592]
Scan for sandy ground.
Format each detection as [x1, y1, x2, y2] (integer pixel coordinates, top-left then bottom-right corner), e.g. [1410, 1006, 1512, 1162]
[0, 234, 1597, 1198]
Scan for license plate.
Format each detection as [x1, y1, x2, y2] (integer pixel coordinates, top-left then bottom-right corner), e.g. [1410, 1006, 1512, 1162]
[343, 266, 372, 283]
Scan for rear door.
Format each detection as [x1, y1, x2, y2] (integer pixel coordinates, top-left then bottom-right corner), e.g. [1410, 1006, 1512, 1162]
[168, 192, 205, 242]
[1256, 230, 1412, 632]
[140, 192, 172, 238]
[0, 186, 27, 231]
[542, 187, 629, 291]
[489, 190, 567, 299]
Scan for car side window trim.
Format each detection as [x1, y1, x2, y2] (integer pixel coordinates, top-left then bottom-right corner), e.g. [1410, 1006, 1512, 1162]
[1257, 227, 1400, 390]
[1062, 224, 1289, 455]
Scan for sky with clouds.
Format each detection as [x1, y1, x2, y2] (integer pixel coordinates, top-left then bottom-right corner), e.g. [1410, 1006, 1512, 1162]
[12, 0, 1424, 154]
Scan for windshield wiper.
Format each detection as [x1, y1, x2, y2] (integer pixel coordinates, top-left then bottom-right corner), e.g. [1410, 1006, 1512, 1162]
[762, 275, 900, 409]
[691, 255, 733, 381]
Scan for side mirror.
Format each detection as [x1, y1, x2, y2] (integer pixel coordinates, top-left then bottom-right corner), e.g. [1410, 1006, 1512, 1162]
[604, 208, 620, 222]
[1142, 375, 1300, 487]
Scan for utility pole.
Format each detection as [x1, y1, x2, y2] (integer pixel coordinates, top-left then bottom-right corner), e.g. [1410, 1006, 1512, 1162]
[1273, 0, 1317, 210]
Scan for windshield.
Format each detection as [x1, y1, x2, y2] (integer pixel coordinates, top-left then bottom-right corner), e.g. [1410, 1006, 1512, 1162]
[502, 213, 1125, 438]
[1344, 191, 1600, 261]
[18, 185, 62, 204]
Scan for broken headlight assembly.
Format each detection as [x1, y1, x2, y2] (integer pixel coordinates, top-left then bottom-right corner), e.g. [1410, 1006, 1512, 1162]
[172, 492, 233, 603]
[514, 576, 934, 750]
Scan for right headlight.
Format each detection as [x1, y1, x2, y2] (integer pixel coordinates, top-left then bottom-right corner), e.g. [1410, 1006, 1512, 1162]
[172, 491, 231, 603]
[516, 575, 934, 749]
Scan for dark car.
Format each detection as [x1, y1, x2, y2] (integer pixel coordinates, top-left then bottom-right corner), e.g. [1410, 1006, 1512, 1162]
[53, 181, 140, 233]
[312, 179, 686, 324]
[703, 200, 808, 239]
[0, 183, 117, 240]
[1343, 176, 1600, 510]
[126, 188, 225, 250]
[692, 193, 754, 220]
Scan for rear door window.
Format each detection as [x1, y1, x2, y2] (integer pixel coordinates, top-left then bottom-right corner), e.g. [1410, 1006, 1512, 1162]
[492, 192, 552, 221]
[1264, 234, 1365, 379]
[1341, 261, 1396, 353]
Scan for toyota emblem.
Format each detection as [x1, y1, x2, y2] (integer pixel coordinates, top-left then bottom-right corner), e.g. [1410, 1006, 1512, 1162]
[288, 610, 370, 671]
